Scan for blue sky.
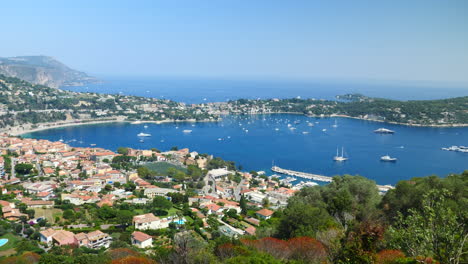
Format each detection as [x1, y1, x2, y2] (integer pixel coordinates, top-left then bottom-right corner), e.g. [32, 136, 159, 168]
[1, 0, 467, 84]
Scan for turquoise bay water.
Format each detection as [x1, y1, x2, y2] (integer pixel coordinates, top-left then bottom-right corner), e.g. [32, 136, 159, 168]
[24, 115, 468, 185]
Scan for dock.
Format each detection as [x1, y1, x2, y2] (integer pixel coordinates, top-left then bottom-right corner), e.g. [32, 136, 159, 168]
[271, 166, 394, 192]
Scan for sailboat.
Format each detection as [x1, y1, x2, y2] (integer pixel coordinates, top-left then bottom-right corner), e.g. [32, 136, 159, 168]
[333, 147, 348, 162]
[332, 119, 338, 128]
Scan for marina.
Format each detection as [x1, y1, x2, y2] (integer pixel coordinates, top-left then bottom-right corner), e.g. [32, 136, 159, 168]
[271, 165, 394, 192]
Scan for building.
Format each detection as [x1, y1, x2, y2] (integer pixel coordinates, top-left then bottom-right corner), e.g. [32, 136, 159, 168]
[75, 230, 112, 249]
[91, 152, 116, 163]
[40, 229, 77, 246]
[255, 208, 274, 220]
[21, 198, 54, 208]
[133, 213, 169, 230]
[0, 156, 4, 177]
[207, 168, 234, 180]
[143, 187, 177, 198]
[1, 200, 27, 221]
[131, 231, 153, 248]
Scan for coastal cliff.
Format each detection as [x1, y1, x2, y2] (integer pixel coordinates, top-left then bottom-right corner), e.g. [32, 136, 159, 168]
[0, 55, 98, 88]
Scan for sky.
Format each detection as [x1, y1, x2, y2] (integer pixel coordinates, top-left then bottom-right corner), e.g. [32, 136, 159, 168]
[1, 0, 468, 84]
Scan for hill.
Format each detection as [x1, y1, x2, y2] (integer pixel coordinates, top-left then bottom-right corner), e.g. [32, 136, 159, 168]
[0, 55, 98, 88]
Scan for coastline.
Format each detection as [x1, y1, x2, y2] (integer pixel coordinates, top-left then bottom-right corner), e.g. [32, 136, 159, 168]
[5, 117, 220, 136]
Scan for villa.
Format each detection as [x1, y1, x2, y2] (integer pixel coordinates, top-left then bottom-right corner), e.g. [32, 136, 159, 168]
[131, 231, 153, 248]
[75, 230, 112, 249]
[133, 213, 169, 230]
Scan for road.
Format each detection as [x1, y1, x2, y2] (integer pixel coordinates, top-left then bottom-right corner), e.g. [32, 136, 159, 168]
[234, 179, 246, 201]
[202, 174, 217, 197]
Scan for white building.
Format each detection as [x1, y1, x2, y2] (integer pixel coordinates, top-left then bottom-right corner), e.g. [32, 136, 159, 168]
[131, 231, 153, 248]
[207, 168, 234, 180]
[144, 187, 177, 198]
[133, 213, 169, 230]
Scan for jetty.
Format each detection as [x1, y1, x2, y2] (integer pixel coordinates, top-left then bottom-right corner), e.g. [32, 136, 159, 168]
[271, 166, 394, 192]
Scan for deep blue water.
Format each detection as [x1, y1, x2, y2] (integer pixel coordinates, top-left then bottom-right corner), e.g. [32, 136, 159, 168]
[64, 77, 468, 103]
[24, 115, 468, 185]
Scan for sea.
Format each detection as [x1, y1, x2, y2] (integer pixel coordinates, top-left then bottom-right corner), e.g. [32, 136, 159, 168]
[23, 77, 468, 186]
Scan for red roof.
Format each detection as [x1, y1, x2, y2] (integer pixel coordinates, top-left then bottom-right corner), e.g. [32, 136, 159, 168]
[132, 231, 152, 242]
[256, 208, 274, 217]
[206, 203, 222, 212]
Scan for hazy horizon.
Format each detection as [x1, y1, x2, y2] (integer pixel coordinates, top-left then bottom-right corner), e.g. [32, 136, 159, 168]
[1, 1, 468, 85]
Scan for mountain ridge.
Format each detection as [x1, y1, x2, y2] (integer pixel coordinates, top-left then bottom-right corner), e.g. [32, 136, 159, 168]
[0, 55, 99, 88]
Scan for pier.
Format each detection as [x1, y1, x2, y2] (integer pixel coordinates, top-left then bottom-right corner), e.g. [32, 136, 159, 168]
[271, 166, 394, 192]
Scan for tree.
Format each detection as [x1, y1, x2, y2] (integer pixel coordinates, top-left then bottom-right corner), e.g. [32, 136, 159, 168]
[62, 209, 75, 220]
[98, 205, 117, 220]
[116, 210, 134, 226]
[117, 147, 129, 155]
[137, 166, 154, 178]
[240, 195, 247, 215]
[26, 209, 35, 219]
[15, 163, 33, 175]
[152, 196, 172, 210]
[387, 189, 467, 264]
[321, 175, 381, 230]
[277, 201, 335, 239]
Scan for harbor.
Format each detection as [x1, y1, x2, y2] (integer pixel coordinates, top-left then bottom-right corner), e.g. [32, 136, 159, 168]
[271, 166, 394, 192]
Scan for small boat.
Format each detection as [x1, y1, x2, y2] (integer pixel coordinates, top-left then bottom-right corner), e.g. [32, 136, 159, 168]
[90, 144, 96, 147]
[218, 138, 223, 141]
[322, 128, 327, 132]
[144, 125, 148, 128]
[374, 128, 395, 134]
[131, 121, 142, 124]
[183, 130, 192, 133]
[137, 132, 151, 137]
[380, 155, 397, 162]
[302, 131, 309, 134]
[333, 147, 348, 162]
[332, 120, 338, 128]
[139, 139, 144, 143]
[307, 123, 314, 127]
[275, 128, 280, 131]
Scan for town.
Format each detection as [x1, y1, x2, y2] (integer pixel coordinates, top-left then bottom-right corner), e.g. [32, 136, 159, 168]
[0, 133, 302, 255]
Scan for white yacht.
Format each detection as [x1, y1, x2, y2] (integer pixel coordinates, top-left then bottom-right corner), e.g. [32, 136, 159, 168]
[333, 147, 348, 162]
[137, 132, 151, 137]
[380, 155, 397, 162]
[183, 130, 192, 133]
[374, 128, 395, 134]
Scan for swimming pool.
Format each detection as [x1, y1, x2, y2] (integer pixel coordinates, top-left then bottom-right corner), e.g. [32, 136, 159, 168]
[0, 239, 8, 247]
[172, 219, 186, 225]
